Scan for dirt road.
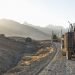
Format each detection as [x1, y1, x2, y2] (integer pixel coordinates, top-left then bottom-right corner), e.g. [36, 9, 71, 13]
[66, 58, 75, 75]
[38, 43, 75, 75]
[38, 43, 66, 75]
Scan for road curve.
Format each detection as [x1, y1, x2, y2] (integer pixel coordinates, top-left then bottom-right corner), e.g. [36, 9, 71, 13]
[38, 43, 66, 75]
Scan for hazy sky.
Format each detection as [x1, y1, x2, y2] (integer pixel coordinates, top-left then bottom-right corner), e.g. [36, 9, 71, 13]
[0, 0, 75, 27]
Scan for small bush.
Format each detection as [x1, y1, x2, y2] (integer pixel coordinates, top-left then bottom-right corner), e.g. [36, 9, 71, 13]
[25, 37, 32, 42]
[0, 34, 5, 37]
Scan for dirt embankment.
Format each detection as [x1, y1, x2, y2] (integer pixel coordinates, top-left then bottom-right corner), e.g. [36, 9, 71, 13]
[3, 40, 53, 75]
[0, 37, 27, 74]
[0, 36, 42, 75]
[0, 37, 52, 75]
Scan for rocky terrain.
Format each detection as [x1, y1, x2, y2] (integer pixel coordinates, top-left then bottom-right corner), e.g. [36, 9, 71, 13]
[0, 36, 40, 75]
[2, 40, 54, 75]
[0, 33, 75, 75]
[0, 35, 55, 75]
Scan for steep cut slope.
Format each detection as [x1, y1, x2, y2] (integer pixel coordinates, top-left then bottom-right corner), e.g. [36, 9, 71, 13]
[0, 19, 50, 40]
[0, 37, 25, 75]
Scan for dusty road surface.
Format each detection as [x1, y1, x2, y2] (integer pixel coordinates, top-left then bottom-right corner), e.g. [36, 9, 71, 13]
[39, 44, 66, 75]
[66, 58, 75, 75]
[38, 43, 66, 75]
[38, 43, 75, 75]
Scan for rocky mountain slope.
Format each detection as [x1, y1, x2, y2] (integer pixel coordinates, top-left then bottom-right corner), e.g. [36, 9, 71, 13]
[24, 23, 67, 37]
[0, 19, 50, 40]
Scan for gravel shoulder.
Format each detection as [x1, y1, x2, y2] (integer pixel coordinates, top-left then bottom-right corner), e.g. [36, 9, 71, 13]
[66, 58, 75, 75]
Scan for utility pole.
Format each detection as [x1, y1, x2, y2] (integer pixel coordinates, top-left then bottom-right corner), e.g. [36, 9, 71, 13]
[51, 30, 54, 43]
[68, 21, 73, 32]
[61, 29, 62, 37]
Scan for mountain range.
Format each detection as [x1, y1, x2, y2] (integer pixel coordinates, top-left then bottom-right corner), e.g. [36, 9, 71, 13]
[0, 19, 67, 40]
